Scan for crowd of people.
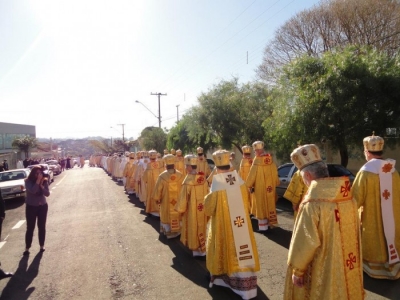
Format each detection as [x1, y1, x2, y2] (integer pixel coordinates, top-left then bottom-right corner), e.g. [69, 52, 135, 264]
[15, 155, 86, 171]
[86, 133, 399, 299]
[0, 133, 399, 298]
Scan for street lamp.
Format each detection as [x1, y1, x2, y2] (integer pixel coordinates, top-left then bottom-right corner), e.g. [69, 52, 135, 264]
[176, 104, 180, 122]
[135, 100, 161, 128]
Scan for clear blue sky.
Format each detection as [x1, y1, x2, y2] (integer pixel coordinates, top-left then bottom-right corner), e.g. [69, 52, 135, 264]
[0, 0, 320, 140]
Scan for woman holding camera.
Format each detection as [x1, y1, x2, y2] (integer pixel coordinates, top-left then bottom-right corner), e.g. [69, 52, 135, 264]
[24, 165, 50, 255]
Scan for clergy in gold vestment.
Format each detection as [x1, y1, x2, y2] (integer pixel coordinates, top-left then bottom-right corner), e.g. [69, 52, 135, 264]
[123, 152, 136, 195]
[176, 155, 209, 256]
[133, 152, 142, 198]
[245, 141, 279, 231]
[283, 170, 308, 220]
[205, 150, 260, 300]
[196, 147, 212, 178]
[153, 154, 184, 239]
[238, 145, 253, 181]
[175, 149, 186, 177]
[352, 133, 400, 280]
[144, 150, 164, 216]
[135, 152, 149, 203]
[284, 144, 364, 300]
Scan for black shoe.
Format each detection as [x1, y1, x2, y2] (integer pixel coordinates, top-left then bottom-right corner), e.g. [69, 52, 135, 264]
[23, 250, 30, 256]
[0, 269, 13, 280]
[40, 248, 45, 252]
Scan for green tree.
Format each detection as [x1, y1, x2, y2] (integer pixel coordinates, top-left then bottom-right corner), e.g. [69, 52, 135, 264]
[12, 136, 38, 157]
[139, 127, 167, 153]
[266, 46, 400, 166]
[166, 117, 191, 153]
[190, 78, 273, 153]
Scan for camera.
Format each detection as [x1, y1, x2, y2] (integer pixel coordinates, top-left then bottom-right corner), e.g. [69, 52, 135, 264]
[42, 173, 49, 178]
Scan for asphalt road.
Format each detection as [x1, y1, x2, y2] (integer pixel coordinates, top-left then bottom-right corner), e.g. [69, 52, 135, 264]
[0, 166, 398, 299]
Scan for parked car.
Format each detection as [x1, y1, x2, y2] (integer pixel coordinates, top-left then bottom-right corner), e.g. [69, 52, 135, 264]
[27, 164, 54, 184]
[276, 163, 355, 198]
[46, 160, 62, 175]
[0, 169, 30, 200]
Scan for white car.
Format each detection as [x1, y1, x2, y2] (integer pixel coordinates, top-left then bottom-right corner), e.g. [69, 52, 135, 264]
[0, 169, 30, 201]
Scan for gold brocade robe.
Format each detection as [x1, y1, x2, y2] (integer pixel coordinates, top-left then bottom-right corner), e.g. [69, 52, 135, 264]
[352, 165, 400, 279]
[134, 159, 149, 202]
[197, 159, 211, 178]
[283, 170, 308, 219]
[206, 167, 217, 185]
[152, 170, 184, 226]
[284, 177, 364, 300]
[144, 160, 164, 213]
[238, 157, 253, 181]
[176, 173, 209, 251]
[107, 157, 113, 174]
[204, 184, 260, 275]
[245, 155, 279, 223]
[123, 159, 136, 191]
[175, 156, 186, 177]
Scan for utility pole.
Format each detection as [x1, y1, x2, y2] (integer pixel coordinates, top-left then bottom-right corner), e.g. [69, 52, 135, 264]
[150, 92, 167, 128]
[176, 104, 180, 122]
[117, 123, 125, 142]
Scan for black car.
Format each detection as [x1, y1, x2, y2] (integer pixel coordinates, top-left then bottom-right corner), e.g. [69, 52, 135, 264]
[276, 163, 355, 198]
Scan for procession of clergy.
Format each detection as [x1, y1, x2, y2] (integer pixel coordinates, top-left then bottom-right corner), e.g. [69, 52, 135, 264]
[89, 133, 400, 300]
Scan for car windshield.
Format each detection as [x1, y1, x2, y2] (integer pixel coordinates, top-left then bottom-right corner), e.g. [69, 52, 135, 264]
[47, 161, 58, 165]
[0, 171, 27, 181]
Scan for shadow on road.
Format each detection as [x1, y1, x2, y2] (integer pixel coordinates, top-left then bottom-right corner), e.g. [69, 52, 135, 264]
[0, 252, 43, 300]
[251, 219, 292, 250]
[157, 227, 270, 299]
[363, 272, 400, 300]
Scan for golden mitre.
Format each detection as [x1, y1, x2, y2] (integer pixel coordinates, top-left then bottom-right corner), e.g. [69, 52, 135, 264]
[252, 141, 264, 150]
[129, 152, 135, 159]
[213, 150, 231, 167]
[363, 132, 384, 152]
[142, 151, 149, 157]
[149, 150, 157, 159]
[176, 149, 183, 156]
[242, 145, 252, 154]
[290, 144, 322, 170]
[197, 147, 203, 154]
[170, 148, 176, 155]
[184, 154, 197, 165]
[163, 149, 169, 155]
[157, 153, 162, 158]
[164, 154, 176, 165]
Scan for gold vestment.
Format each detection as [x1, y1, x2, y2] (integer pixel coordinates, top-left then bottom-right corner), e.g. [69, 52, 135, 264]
[152, 170, 184, 235]
[238, 157, 253, 181]
[204, 184, 260, 275]
[284, 177, 364, 300]
[176, 173, 209, 252]
[144, 161, 164, 213]
[283, 170, 308, 219]
[245, 155, 279, 223]
[352, 164, 400, 280]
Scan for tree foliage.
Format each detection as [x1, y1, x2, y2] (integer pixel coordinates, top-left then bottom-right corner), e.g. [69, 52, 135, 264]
[181, 78, 272, 153]
[139, 127, 167, 153]
[258, 0, 400, 82]
[12, 136, 38, 157]
[265, 45, 400, 166]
